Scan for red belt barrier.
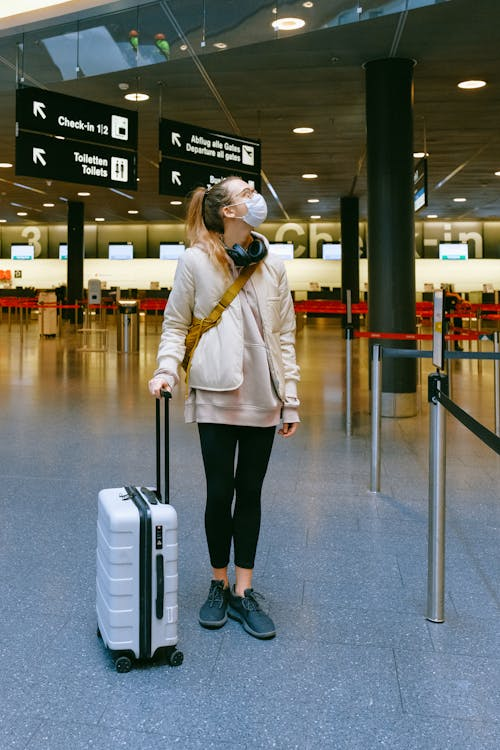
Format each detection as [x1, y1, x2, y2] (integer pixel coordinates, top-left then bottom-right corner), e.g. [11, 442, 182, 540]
[140, 299, 167, 311]
[354, 331, 432, 341]
[354, 330, 493, 341]
[292, 300, 500, 315]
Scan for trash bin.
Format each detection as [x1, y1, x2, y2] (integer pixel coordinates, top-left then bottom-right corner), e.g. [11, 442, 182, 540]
[38, 291, 58, 337]
[117, 300, 139, 353]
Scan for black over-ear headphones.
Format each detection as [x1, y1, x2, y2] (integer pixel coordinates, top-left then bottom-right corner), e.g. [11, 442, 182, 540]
[226, 238, 267, 267]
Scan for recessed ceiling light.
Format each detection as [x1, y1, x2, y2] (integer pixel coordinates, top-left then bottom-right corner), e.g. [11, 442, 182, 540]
[55, 135, 65, 140]
[457, 80, 486, 90]
[272, 17, 306, 31]
[124, 92, 149, 102]
[78, 191, 90, 196]
[494, 171, 500, 176]
[303, 1, 314, 7]
[302, 173, 318, 179]
[413, 152, 428, 158]
[293, 127, 314, 134]
[43, 202, 55, 207]
[213, 42, 227, 49]
[310, 215, 321, 219]
[427, 214, 438, 219]
[0, 162, 12, 168]
[128, 210, 138, 214]
[453, 197, 467, 202]
[17, 211, 27, 216]
[95, 217, 105, 222]
[307, 199, 319, 203]
[0, 219, 7, 223]
[170, 200, 182, 205]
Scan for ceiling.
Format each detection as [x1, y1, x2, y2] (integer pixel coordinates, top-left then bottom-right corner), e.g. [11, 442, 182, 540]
[0, 0, 499, 227]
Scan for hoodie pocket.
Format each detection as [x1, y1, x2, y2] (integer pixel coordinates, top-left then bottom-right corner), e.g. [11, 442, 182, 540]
[267, 296, 281, 332]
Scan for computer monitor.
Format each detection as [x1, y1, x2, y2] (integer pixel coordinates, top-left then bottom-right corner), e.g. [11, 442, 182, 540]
[322, 242, 342, 260]
[108, 242, 133, 260]
[159, 242, 186, 260]
[268, 242, 294, 260]
[439, 242, 468, 260]
[11, 243, 34, 260]
[59, 243, 68, 260]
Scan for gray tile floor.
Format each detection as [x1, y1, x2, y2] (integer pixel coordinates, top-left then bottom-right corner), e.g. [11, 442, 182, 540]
[1, 312, 499, 749]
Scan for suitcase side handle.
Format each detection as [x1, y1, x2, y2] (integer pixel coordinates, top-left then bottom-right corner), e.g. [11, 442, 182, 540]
[155, 390, 171, 504]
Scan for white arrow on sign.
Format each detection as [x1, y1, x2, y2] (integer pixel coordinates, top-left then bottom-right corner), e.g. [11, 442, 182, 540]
[171, 171, 181, 185]
[33, 148, 46, 166]
[33, 101, 46, 119]
[171, 132, 181, 148]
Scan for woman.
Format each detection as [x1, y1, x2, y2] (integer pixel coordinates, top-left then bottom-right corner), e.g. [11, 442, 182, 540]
[149, 176, 300, 640]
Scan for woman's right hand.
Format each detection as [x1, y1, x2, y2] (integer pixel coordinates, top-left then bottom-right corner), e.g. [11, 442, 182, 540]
[148, 375, 172, 398]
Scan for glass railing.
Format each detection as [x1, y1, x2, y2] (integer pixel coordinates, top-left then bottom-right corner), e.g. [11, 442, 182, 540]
[0, 0, 450, 88]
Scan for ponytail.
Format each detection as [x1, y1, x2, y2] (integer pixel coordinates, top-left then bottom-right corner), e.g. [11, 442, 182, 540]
[185, 177, 240, 273]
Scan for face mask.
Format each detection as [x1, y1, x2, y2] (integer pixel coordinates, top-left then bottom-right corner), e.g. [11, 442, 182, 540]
[227, 192, 268, 228]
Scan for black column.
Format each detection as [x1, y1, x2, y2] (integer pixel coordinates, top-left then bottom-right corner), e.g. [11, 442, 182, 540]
[365, 58, 417, 417]
[67, 201, 84, 321]
[340, 195, 360, 328]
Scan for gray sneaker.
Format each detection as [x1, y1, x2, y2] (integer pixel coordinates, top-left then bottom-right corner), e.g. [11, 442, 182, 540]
[199, 580, 229, 629]
[228, 587, 276, 639]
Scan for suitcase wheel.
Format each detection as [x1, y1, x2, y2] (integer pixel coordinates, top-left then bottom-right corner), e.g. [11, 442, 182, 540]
[96, 627, 102, 639]
[114, 655, 133, 673]
[168, 649, 184, 667]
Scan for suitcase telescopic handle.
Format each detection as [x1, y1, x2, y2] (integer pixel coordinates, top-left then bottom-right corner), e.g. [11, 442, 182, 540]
[155, 389, 172, 504]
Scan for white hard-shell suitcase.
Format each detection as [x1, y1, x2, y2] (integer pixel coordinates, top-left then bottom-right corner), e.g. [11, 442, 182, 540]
[96, 392, 183, 672]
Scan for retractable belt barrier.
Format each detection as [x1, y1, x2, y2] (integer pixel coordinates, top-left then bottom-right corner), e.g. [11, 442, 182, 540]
[434, 389, 500, 455]
[293, 299, 500, 318]
[367, 340, 500, 624]
[369, 344, 500, 494]
[426, 362, 500, 625]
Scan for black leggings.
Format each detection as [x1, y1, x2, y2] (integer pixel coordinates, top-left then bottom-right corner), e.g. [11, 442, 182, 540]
[197, 423, 276, 570]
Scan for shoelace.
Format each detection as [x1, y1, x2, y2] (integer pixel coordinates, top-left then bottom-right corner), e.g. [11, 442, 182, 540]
[207, 583, 225, 608]
[241, 589, 268, 613]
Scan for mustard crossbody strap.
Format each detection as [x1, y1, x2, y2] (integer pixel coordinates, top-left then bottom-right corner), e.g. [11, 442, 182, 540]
[204, 262, 259, 324]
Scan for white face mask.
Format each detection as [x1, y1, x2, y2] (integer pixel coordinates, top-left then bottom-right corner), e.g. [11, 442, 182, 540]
[227, 192, 268, 228]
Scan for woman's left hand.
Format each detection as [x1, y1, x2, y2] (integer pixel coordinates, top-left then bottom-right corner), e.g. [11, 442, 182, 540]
[278, 422, 299, 438]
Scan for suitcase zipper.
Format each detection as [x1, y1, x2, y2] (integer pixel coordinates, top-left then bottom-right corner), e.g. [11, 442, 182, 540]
[125, 486, 152, 660]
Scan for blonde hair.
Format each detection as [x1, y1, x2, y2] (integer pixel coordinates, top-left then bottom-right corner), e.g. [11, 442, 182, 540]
[185, 176, 241, 272]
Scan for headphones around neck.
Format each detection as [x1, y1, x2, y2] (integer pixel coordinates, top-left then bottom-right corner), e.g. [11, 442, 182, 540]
[225, 238, 267, 267]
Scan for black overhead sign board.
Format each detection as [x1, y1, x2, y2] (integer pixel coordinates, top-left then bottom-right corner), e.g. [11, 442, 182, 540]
[16, 131, 137, 190]
[15, 87, 138, 189]
[159, 158, 262, 198]
[159, 118, 261, 197]
[16, 87, 138, 149]
[414, 157, 428, 213]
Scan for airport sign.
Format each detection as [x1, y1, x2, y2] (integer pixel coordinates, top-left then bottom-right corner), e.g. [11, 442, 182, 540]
[159, 118, 261, 196]
[159, 156, 261, 197]
[16, 87, 138, 149]
[15, 130, 137, 189]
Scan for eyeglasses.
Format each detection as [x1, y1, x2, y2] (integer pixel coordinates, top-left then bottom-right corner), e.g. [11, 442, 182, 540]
[234, 186, 255, 199]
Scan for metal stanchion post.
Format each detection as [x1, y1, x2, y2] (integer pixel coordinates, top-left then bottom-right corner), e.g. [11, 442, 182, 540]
[370, 343, 382, 493]
[477, 313, 482, 375]
[426, 371, 448, 623]
[345, 325, 353, 436]
[494, 331, 500, 437]
[445, 336, 453, 398]
[345, 289, 353, 437]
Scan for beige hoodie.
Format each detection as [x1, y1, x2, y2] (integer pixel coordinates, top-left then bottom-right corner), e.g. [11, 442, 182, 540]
[154, 233, 300, 426]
